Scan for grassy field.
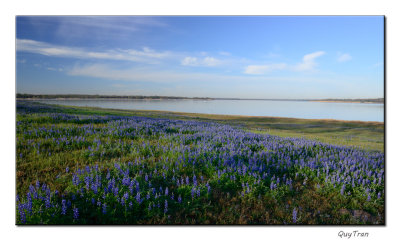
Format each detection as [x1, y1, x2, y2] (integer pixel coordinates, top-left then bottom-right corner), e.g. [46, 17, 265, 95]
[16, 101, 384, 224]
[27, 101, 384, 151]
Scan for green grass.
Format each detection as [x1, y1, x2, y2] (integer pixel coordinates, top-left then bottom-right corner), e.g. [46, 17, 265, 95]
[16, 101, 384, 224]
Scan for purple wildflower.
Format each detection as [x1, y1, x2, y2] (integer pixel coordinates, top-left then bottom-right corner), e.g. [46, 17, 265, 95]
[191, 187, 195, 199]
[73, 207, 79, 220]
[178, 195, 182, 203]
[340, 184, 345, 195]
[164, 200, 168, 213]
[18, 206, 26, 224]
[136, 192, 141, 204]
[61, 199, 67, 215]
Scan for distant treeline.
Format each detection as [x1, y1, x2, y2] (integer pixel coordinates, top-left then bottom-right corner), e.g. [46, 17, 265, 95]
[311, 98, 384, 103]
[16, 94, 384, 103]
[16, 94, 213, 100]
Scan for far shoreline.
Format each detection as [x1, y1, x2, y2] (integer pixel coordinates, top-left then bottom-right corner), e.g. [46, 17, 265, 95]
[311, 100, 383, 104]
[16, 97, 384, 104]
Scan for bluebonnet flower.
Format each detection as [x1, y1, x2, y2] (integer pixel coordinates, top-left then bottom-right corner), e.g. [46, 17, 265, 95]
[113, 187, 119, 197]
[164, 200, 168, 213]
[165, 187, 169, 196]
[191, 187, 196, 199]
[136, 192, 141, 204]
[26, 193, 32, 214]
[292, 208, 297, 224]
[178, 195, 182, 203]
[123, 192, 129, 200]
[136, 182, 140, 193]
[18, 205, 26, 224]
[340, 184, 345, 195]
[61, 199, 67, 215]
[73, 207, 79, 220]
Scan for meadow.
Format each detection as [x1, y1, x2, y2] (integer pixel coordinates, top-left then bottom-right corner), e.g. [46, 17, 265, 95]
[16, 101, 384, 224]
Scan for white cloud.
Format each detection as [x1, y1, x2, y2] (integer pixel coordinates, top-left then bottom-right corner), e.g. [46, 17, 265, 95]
[181, 56, 221, 67]
[244, 63, 287, 75]
[25, 16, 168, 42]
[16, 39, 173, 64]
[219, 51, 231, 56]
[67, 63, 338, 85]
[337, 53, 352, 62]
[244, 51, 325, 75]
[294, 51, 325, 71]
[181, 57, 198, 66]
[203, 57, 220, 66]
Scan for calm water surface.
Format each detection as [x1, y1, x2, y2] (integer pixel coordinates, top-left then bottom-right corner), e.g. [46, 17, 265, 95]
[35, 99, 384, 122]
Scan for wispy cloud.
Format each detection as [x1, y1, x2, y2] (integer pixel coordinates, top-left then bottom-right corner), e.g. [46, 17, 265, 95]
[218, 51, 231, 56]
[17, 39, 173, 64]
[23, 16, 168, 41]
[337, 52, 352, 62]
[181, 56, 221, 67]
[244, 63, 287, 75]
[244, 51, 325, 75]
[66, 63, 338, 85]
[294, 51, 325, 71]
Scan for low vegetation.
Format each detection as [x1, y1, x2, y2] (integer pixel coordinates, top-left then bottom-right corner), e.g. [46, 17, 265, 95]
[16, 101, 384, 224]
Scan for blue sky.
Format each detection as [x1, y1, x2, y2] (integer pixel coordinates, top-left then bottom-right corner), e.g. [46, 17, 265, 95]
[16, 16, 384, 99]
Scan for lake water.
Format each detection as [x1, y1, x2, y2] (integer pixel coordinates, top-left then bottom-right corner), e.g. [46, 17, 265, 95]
[35, 99, 384, 122]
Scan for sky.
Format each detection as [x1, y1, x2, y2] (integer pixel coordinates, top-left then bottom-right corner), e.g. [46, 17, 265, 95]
[16, 16, 384, 99]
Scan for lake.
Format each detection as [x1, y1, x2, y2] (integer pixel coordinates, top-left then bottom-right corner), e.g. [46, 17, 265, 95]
[33, 99, 384, 122]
